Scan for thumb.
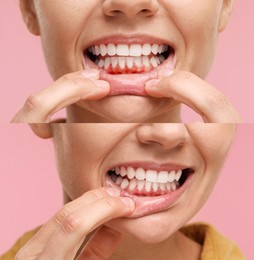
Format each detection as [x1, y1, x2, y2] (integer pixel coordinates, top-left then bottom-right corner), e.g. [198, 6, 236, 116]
[77, 226, 122, 260]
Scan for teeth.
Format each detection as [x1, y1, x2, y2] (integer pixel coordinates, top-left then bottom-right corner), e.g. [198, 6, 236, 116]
[142, 43, 152, 56]
[129, 179, 137, 191]
[129, 44, 142, 57]
[133, 57, 142, 67]
[127, 167, 136, 179]
[146, 170, 157, 183]
[110, 167, 184, 193]
[135, 168, 146, 180]
[126, 57, 134, 69]
[113, 167, 183, 184]
[157, 171, 169, 184]
[121, 179, 129, 189]
[175, 170, 182, 181]
[99, 44, 107, 56]
[117, 44, 129, 56]
[145, 181, 152, 192]
[118, 57, 126, 69]
[137, 180, 145, 191]
[107, 43, 117, 56]
[89, 43, 168, 57]
[120, 166, 127, 177]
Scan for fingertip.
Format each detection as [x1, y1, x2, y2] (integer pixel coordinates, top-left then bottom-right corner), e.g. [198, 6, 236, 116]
[94, 80, 110, 90]
[119, 197, 135, 211]
[81, 69, 100, 80]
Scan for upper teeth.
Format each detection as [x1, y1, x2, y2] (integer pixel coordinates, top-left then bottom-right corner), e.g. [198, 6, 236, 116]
[89, 43, 169, 57]
[114, 166, 182, 184]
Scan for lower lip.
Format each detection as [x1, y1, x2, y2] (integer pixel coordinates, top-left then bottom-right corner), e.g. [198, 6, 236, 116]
[105, 173, 193, 218]
[83, 54, 175, 96]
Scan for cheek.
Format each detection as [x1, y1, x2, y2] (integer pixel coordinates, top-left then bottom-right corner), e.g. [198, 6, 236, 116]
[34, 1, 95, 78]
[165, 1, 223, 76]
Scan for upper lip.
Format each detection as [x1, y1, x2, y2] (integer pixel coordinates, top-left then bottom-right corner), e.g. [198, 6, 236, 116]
[82, 34, 175, 52]
[106, 161, 193, 173]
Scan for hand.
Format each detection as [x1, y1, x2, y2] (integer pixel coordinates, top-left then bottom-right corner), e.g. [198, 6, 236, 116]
[145, 70, 242, 123]
[11, 69, 110, 123]
[15, 188, 135, 260]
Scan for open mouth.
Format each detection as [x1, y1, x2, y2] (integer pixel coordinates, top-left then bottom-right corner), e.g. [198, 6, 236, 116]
[107, 166, 193, 196]
[85, 43, 174, 75]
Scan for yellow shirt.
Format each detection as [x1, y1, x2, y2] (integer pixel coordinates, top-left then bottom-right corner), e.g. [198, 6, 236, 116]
[0, 223, 245, 260]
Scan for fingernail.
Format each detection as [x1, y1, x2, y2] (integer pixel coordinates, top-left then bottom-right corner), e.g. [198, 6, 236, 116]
[120, 197, 135, 209]
[106, 187, 121, 197]
[145, 79, 160, 88]
[94, 80, 110, 89]
[158, 68, 174, 78]
[81, 69, 99, 79]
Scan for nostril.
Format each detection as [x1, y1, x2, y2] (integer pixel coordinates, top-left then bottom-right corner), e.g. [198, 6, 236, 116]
[139, 9, 153, 16]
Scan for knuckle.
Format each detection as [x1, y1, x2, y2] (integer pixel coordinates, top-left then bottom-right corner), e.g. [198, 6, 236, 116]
[24, 94, 43, 113]
[103, 197, 121, 212]
[171, 70, 194, 83]
[53, 205, 74, 225]
[61, 212, 82, 234]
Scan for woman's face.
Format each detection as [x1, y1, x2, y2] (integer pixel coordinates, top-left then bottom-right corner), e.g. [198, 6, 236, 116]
[22, 0, 231, 122]
[51, 123, 235, 243]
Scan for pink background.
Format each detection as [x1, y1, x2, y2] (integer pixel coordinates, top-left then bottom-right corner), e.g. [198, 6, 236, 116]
[0, 0, 254, 122]
[0, 124, 253, 259]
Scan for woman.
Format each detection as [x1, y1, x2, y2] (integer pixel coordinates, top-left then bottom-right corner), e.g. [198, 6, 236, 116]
[12, 0, 240, 123]
[1, 123, 245, 259]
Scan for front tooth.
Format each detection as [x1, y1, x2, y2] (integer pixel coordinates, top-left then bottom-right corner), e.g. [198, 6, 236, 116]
[151, 44, 159, 55]
[126, 57, 133, 69]
[157, 171, 169, 184]
[98, 59, 104, 68]
[130, 44, 142, 57]
[175, 170, 182, 181]
[142, 44, 152, 55]
[117, 44, 129, 56]
[121, 179, 129, 189]
[152, 182, 159, 192]
[107, 44, 117, 56]
[118, 57, 126, 69]
[104, 57, 111, 70]
[166, 183, 172, 191]
[116, 176, 123, 185]
[134, 57, 142, 67]
[129, 179, 137, 191]
[150, 57, 158, 68]
[120, 167, 127, 177]
[159, 183, 166, 191]
[137, 180, 145, 191]
[168, 171, 176, 182]
[99, 44, 107, 56]
[145, 181, 152, 192]
[111, 57, 118, 68]
[142, 56, 150, 68]
[135, 168, 146, 180]
[146, 170, 157, 183]
[127, 167, 135, 179]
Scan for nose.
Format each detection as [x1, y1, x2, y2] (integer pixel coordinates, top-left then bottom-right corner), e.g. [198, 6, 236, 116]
[103, 0, 159, 18]
[136, 124, 188, 150]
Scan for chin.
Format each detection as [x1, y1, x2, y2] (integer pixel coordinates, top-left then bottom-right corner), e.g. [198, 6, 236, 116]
[106, 211, 182, 244]
[76, 95, 174, 122]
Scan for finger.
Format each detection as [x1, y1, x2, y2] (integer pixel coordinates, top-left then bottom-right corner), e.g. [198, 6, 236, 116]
[77, 226, 122, 260]
[145, 70, 242, 123]
[41, 196, 134, 260]
[11, 69, 110, 123]
[16, 188, 121, 258]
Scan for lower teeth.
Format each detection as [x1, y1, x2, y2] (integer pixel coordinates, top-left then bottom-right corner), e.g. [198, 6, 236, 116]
[94, 55, 165, 74]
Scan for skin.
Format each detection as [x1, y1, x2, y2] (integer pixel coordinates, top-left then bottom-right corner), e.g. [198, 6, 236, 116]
[12, 0, 241, 123]
[16, 123, 236, 259]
